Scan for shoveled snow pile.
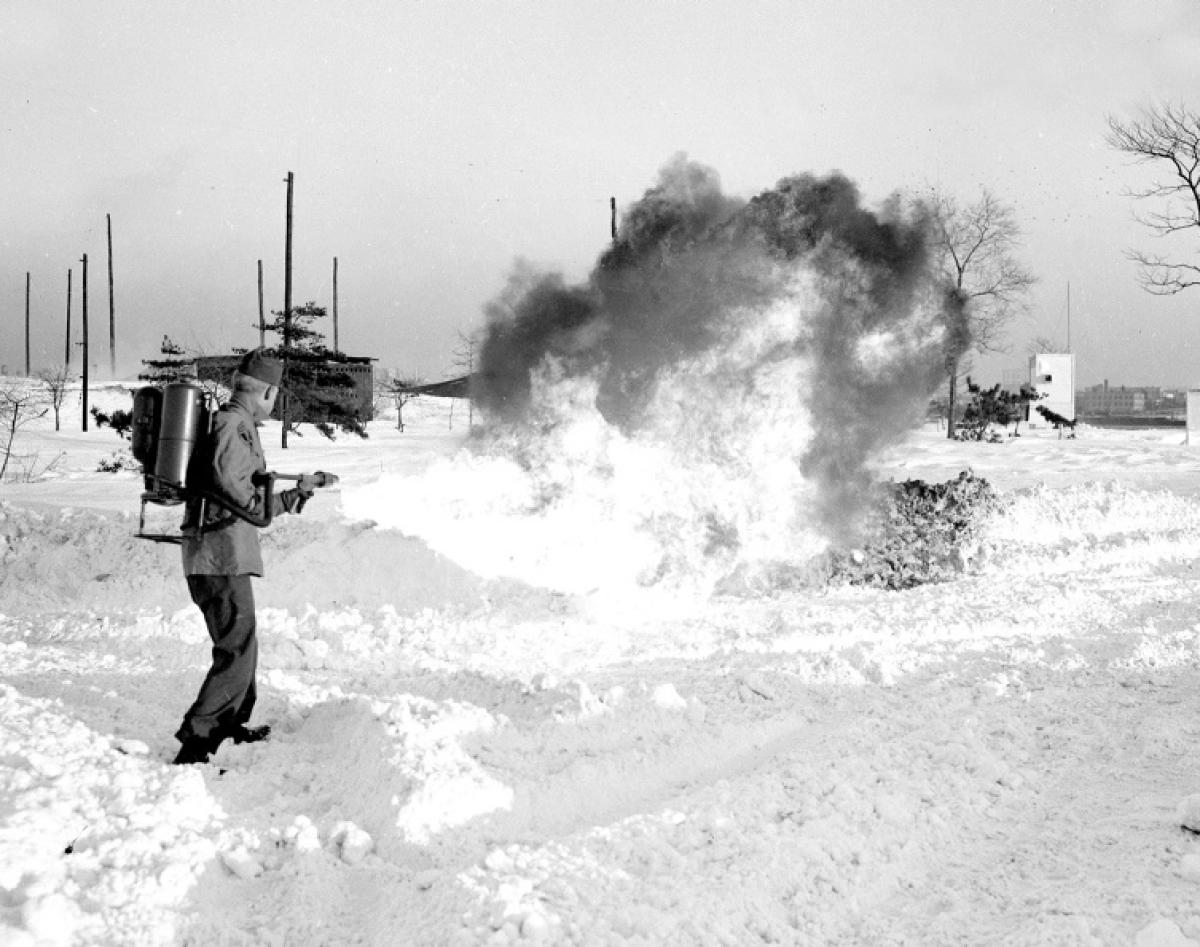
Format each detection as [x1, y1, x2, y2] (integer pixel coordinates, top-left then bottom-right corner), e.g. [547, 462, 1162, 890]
[7, 390, 1200, 944]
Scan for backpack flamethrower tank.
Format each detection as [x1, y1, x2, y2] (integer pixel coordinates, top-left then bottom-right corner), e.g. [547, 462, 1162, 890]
[131, 381, 337, 544]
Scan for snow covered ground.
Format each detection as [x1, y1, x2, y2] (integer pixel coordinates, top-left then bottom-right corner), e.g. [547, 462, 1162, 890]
[7, 382, 1200, 945]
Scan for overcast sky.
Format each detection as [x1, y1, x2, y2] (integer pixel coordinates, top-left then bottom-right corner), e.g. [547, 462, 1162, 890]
[4, 0, 1199, 387]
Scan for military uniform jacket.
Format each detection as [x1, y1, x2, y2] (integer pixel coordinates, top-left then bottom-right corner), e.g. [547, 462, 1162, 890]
[181, 400, 287, 576]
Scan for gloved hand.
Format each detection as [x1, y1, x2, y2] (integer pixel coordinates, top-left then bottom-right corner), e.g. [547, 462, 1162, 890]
[274, 472, 337, 515]
[279, 488, 308, 514]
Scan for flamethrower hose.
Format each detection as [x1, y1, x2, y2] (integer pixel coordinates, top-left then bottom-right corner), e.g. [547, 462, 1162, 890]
[134, 481, 274, 545]
[196, 473, 277, 529]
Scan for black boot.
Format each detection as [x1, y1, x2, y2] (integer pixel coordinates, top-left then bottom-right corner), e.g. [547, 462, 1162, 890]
[230, 724, 271, 745]
[172, 734, 220, 765]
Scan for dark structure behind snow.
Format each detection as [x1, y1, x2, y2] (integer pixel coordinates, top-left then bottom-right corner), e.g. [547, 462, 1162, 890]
[394, 375, 472, 399]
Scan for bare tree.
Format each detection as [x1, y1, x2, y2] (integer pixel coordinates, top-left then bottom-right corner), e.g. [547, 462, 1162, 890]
[450, 328, 479, 430]
[0, 381, 49, 481]
[930, 189, 1037, 438]
[36, 366, 74, 431]
[377, 369, 424, 432]
[393, 388, 420, 433]
[1106, 104, 1200, 294]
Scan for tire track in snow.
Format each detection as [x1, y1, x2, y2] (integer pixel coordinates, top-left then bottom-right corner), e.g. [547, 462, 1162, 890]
[451, 678, 1035, 943]
[437, 522, 1200, 942]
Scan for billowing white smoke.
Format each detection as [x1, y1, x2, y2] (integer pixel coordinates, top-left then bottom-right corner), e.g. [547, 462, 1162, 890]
[349, 307, 823, 597]
[350, 158, 968, 597]
[349, 247, 962, 599]
[481, 282, 829, 594]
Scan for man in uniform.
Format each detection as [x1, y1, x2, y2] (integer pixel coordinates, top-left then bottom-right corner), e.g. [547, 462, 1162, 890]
[173, 349, 315, 765]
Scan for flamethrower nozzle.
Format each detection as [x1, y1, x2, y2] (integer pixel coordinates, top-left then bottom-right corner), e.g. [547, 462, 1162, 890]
[298, 471, 339, 491]
[263, 470, 339, 490]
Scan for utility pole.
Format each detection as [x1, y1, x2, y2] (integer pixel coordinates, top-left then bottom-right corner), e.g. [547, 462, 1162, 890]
[332, 256, 339, 353]
[258, 259, 265, 347]
[24, 272, 30, 376]
[282, 171, 293, 448]
[65, 268, 72, 368]
[81, 254, 89, 431]
[610, 197, 617, 244]
[107, 214, 116, 377]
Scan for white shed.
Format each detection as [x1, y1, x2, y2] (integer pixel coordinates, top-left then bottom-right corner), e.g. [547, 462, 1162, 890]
[1027, 353, 1075, 427]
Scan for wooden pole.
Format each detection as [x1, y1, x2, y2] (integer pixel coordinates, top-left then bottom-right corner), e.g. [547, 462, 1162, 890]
[610, 196, 617, 243]
[282, 171, 293, 448]
[65, 268, 72, 368]
[81, 254, 89, 431]
[332, 256, 339, 353]
[24, 272, 30, 376]
[107, 213, 116, 377]
[258, 259, 265, 347]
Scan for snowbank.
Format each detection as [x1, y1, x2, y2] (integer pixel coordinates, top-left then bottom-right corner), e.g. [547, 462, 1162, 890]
[7, 389, 1200, 944]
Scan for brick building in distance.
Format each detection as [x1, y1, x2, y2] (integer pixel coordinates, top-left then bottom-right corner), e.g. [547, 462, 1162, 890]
[1076, 381, 1166, 417]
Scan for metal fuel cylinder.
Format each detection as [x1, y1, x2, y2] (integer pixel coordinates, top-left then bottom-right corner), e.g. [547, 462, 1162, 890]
[153, 382, 206, 490]
[131, 386, 162, 469]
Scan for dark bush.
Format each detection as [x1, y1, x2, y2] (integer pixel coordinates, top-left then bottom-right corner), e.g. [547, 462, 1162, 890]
[825, 470, 1005, 590]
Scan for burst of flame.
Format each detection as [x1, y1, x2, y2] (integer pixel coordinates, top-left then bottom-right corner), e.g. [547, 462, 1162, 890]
[393, 157, 971, 595]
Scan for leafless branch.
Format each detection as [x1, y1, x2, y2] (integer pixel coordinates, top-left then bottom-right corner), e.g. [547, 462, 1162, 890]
[1125, 249, 1200, 294]
[35, 366, 74, 432]
[0, 381, 50, 481]
[1107, 104, 1200, 292]
[929, 187, 1036, 355]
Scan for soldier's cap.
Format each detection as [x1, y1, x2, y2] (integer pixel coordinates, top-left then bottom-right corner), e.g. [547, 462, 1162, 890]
[237, 349, 283, 387]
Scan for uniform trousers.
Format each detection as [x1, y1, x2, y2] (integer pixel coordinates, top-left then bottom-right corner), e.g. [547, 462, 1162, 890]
[176, 574, 258, 743]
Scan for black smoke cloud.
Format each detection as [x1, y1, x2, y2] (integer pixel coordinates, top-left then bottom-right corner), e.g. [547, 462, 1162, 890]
[472, 154, 970, 543]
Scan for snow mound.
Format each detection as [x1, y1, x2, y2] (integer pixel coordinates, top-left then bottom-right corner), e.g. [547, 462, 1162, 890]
[978, 481, 1200, 569]
[0, 684, 221, 946]
[231, 688, 512, 849]
[0, 501, 555, 620]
